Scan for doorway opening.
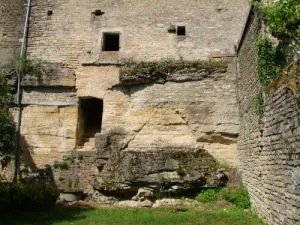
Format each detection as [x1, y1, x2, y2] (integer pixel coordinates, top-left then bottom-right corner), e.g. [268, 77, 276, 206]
[77, 97, 103, 150]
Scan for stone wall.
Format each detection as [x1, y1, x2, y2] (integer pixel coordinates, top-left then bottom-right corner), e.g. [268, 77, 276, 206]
[0, 0, 25, 67]
[26, 0, 248, 68]
[20, 60, 239, 168]
[0, 1, 247, 189]
[237, 11, 300, 225]
[20, 106, 78, 166]
[50, 59, 239, 196]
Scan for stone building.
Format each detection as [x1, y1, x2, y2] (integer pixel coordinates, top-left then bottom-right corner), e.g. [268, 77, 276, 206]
[0, 1, 249, 194]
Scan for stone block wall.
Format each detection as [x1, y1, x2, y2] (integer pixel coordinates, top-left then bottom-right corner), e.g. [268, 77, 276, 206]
[237, 11, 300, 225]
[19, 105, 78, 166]
[0, 1, 247, 183]
[26, 0, 248, 68]
[0, 0, 25, 67]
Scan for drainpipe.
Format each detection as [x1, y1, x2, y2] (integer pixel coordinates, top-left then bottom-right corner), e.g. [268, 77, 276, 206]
[14, 0, 32, 181]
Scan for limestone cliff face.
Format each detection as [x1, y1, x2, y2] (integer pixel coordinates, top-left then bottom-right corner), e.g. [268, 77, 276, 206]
[50, 59, 239, 195]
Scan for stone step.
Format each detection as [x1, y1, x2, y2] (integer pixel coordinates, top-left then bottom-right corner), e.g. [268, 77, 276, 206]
[81, 137, 95, 142]
[76, 146, 96, 151]
[83, 133, 97, 138]
[78, 142, 95, 148]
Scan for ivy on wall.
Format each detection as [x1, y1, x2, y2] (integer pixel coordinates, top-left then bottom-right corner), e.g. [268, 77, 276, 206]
[254, 36, 286, 115]
[256, 36, 284, 88]
[252, 0, 300, 115]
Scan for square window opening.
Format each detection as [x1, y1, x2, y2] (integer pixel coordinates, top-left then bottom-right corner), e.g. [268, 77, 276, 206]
[102, 33, 120, 51]
[177, 26, 186, 36]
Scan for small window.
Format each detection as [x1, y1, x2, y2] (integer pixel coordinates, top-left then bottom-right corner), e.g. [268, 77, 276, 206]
[102, 33, 120, 51]
[177, 26, 186, 36]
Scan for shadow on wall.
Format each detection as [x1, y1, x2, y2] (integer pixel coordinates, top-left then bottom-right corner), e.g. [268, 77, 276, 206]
[18, 135, 55, 184]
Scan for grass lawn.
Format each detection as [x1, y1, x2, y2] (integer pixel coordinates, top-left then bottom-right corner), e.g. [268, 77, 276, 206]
[0, 206, 264, 225]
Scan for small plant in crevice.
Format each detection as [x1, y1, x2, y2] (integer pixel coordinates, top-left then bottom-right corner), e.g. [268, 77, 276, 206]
[254, 90, 265, 115]
[157, 176, 172, 199]
[158, 176, 172, 191]
[53, 161, 69, 170]
[288, 148, 294, 160]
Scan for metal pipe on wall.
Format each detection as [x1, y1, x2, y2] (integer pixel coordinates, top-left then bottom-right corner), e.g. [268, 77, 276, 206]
[14, 0, 32, 181]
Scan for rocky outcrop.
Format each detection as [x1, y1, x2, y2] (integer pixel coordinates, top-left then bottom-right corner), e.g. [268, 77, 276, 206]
[54, 127, 228, 197]
[118, 61, 228, 86]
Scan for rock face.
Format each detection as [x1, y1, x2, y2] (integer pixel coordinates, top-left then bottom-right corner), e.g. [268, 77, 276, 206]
[44, 60, 239, 198]
[54, 130, 226, 197]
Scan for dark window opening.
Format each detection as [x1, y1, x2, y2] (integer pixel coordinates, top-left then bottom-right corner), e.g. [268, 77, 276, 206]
[102, 33, 120, 51]
[177, 26, 186, 36]
[47, 10, 53, 16]
[80, 98, 103, 132]
[92, 10, 105, 16]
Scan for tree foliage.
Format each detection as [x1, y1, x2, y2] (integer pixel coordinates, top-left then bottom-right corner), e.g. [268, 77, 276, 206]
[0, 70, 15, 169]
[254, 0, 300, 40]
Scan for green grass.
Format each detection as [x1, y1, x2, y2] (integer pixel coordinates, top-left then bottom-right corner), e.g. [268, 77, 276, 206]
[0, 206, 264, 225]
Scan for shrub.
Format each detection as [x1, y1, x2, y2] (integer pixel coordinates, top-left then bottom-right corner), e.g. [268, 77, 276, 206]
[196, 186, 251, 209]
[0, 181, 59, 211]
[196, 188, 221, 203]
[219, 187, 251, 209]
[53, 161, 70, 170]
[253, 0, 300, 40]
[0, 71, 15, 169]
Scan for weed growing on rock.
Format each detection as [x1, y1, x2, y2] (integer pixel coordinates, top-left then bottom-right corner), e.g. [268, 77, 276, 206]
[53, 161, 70, 170]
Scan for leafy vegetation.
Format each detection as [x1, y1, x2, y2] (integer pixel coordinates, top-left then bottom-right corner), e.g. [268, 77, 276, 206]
[196, 186, 251, 209]
[53, 161, 70, 170]
[254, 36, 287, 115]
[0, 181, 59, 211]
[0, 71, 15, 169]
[3, 57, 46, 82]
[253, 0, 300, 40]
[254, 90, 265, 115]
[0, 57, 47, 170]
[0, 207, 264, 225]
[256, 36, 284, 88]
[218, 187, 251, 209]
[196, 188, 221, 203]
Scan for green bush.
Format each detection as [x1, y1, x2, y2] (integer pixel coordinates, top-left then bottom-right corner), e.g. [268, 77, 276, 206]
[196, 186, 251, 209]
[253, 0, 300, 40]
[0, 72, 15, 169]
[219, 187, 251, 209]
[196, 188, 221, 203]
[0, 181, 59, 211]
